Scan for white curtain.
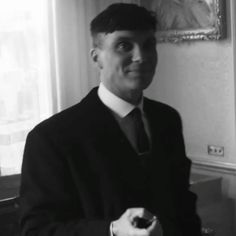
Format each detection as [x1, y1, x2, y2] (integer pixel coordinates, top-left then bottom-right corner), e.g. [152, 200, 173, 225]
[51, 0, 141, 111]
[0, 0, 52, 175]
[0, 0, 141, 175]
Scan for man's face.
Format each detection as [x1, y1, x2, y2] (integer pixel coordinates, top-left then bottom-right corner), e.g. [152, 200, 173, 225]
[92, 30, 158, 102]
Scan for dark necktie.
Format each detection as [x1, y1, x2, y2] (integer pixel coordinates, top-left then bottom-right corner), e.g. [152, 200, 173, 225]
[130, 108, 150, 154]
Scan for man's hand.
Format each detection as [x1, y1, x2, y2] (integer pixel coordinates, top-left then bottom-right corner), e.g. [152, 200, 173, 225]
[112, 208, 163, 236]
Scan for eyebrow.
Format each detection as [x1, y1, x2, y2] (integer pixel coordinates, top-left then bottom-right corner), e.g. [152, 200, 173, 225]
[113, 36, 134, 42]
[113, 35, 156, 43]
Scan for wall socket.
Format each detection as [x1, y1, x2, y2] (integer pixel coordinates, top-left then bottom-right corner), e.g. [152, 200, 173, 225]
[208, 145, 224, 157]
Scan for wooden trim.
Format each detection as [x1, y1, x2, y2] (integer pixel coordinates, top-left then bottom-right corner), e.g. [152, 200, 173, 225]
[0, 174, 20, 201]
[192, 159, 236, 175]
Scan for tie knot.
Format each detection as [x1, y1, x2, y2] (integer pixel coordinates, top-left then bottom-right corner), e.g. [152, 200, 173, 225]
[130, 107, 142, 120]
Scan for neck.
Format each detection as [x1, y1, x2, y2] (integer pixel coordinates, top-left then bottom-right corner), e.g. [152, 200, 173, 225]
[120, 91, 142, 105]
[111, 87, 143, 105]
[101, 83, 143, 105]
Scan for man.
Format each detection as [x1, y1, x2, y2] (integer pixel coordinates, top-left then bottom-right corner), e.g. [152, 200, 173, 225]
[20, 3, 202, 236]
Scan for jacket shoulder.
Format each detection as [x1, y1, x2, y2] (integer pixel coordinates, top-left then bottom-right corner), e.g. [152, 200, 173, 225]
[30, 103, 80, 136]
[145, 98, 181, 118]
[31, 88, 99, 135]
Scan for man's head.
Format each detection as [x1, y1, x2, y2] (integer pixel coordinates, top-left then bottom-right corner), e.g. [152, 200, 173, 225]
[90, 3, 157, 47]
[90, 3, 158, 104]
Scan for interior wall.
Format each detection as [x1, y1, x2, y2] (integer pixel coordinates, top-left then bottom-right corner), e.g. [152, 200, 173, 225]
[142, 1, 236, 232]
[144, 0, 236, 169]
[54, 0, 236, 168]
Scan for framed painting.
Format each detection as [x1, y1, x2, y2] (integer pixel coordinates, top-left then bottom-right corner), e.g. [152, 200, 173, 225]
[145, 0, 226, 43]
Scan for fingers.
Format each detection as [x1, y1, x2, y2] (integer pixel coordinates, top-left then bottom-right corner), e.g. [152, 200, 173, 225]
[127, 227, 149, 236]
[146, 218, 157, 231]
[146, 218, 163, 236]
[112, 208, 162, 236]
[126, 208, 156, 229]
[112, 216, 147, 236]
[126, 208, 155, 222]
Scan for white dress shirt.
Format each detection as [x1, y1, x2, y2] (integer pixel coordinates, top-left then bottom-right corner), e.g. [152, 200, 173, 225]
[97, 83, 151, 153]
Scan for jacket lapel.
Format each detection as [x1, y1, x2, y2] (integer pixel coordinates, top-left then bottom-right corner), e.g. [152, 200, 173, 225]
[79, 87, 138, 160]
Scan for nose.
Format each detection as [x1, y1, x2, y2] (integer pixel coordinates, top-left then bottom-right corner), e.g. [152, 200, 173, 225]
[132, 46, 146, 63]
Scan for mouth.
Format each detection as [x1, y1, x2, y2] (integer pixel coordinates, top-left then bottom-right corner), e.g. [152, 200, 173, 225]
[127, 65, 153, 74]
[127, 69, 151, 75]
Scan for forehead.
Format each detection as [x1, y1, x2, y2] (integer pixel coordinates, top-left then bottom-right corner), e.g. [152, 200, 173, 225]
[99, 30, 156, 46]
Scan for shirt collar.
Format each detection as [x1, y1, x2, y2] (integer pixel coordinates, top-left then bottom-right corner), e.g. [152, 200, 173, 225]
[98, 83, 143, 118]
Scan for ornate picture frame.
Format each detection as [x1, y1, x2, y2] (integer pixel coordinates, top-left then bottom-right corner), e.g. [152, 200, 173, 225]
[146, 0, 226, 43]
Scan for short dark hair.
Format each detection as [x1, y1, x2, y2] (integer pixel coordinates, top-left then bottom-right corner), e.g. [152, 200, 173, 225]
[90, 3, 157, 47]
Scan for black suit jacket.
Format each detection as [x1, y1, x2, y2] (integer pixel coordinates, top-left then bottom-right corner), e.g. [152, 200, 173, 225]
[20, 87, 201, 236]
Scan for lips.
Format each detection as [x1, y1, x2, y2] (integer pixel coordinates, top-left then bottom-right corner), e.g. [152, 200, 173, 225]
[127, 68, 151, 74]
[128, 71, 146, 75]
[128, 66, 148, 71]
[127, 64, 154, 73]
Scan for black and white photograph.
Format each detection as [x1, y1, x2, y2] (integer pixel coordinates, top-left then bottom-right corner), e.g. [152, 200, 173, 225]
[0, 0, 235, 236]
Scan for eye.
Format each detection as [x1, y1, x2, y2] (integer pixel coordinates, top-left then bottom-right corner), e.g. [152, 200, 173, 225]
[116, 41, 133, 52]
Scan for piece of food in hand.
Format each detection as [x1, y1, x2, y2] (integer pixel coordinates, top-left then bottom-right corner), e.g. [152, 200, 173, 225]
[132, 216, 156, 228]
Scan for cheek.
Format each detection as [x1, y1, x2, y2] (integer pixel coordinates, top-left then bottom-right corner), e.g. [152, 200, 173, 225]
[112, 57, 129, 75]
[120, 57, 133, 74]
[103, 60, 125, 80]
[105, 53, 120, 66]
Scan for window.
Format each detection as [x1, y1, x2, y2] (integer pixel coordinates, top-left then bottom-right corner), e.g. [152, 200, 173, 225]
[0, 0, 52, 176]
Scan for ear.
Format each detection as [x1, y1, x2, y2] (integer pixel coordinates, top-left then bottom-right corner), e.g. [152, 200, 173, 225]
[90, 48, 103, 69]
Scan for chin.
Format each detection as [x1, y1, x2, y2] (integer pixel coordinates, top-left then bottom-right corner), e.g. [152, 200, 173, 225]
[131, 77, 153, 90]
[126, 82, 151, 94]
